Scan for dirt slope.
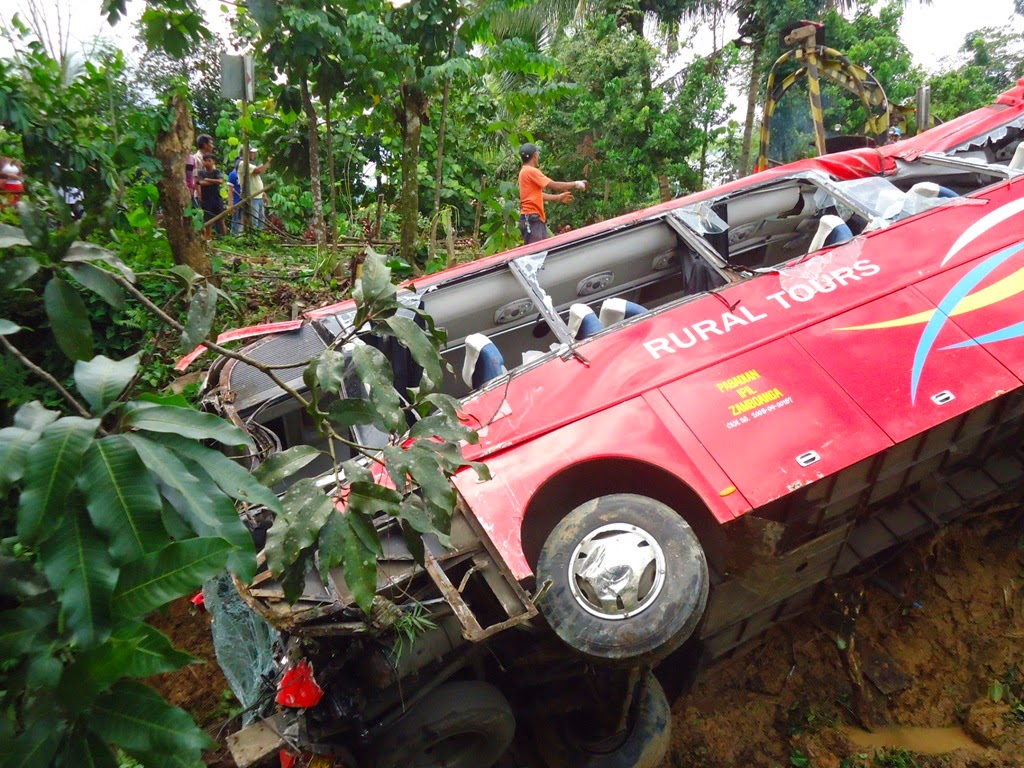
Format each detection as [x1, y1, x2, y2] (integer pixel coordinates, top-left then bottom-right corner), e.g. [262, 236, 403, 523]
[665, 506, 1024, 768]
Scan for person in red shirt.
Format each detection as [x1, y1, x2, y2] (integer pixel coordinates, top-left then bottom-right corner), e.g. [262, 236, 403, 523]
[517, 143, 588, 244]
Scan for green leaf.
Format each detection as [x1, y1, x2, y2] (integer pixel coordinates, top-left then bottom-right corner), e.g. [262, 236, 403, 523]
[0, 426, 37, 494]
[17, 200, 49, 252]
[13, 400, 60, 432]
[123, 403, 252, 447]
[352, 344, 405, 433]
[0, 606, 54, 658]
[44, 276, 93, 361]
[0, 223, 30, 248]
[57, 731, 116, 768]
[326, 398, 378, 428]
[92, 680, 216, 756]
[74, 354, 140, 414]
[409, 413, 477, 443]
[125, 435, 256, 581]
[67, 262, 125, 308]
[62, 622, 197, 708]
[80, 435, 165, 563]
[64, 241, 135, 281]
[0, 318, 20, 335]
[156, 433, 283, 514]
[17, 416, 99, 544]
[318, 512, 377, 613]
[3, 716, 62, 768]
[303, 349, 348, 404]
[264, 479, 334, 575]
[113, 537, 233, 618]
[353, 248, 396, 307]
[180, 282, 217, 350]
[0, 255, 39, 290]
[40, 503, 119, 649]
[252, 445, 322, 487]
[383, 315, 443, 391]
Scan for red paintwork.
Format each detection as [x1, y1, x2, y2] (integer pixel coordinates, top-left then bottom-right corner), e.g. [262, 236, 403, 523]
[174, 319, 304, 372]
[456, 175, 1024, 580]
[198, 86, 1024, 584]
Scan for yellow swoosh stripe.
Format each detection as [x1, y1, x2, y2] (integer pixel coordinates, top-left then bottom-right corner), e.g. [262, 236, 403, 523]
[837, 265, 1024, 331]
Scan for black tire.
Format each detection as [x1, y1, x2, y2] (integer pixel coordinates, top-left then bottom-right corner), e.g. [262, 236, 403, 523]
[534, 671, 671, 768]
[536, 494, 708, 664]
[372, 681, 515, 768]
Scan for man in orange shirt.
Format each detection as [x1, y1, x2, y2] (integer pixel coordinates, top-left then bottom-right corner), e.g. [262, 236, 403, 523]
[518, 143, 588, 243]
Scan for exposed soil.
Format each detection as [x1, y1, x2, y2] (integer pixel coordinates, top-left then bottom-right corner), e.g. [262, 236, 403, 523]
[665, 505, 1024, 768]
[150, 505, 1024, 768]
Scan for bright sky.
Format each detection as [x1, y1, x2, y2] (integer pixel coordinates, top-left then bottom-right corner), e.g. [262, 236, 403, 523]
[902, 0, 1021, 72]
[0, 0, 1021, 77]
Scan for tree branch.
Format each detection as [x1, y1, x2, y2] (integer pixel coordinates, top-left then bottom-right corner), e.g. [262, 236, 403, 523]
[111, 273, 312, 408]
[1, 335, 93, 419]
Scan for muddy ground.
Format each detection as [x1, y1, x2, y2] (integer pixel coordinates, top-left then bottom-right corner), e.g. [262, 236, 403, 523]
[150, 504, 1024, 768]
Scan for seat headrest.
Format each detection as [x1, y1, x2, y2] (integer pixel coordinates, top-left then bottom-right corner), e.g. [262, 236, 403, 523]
[599, 298, 648, 326]
[462, 333, 506, 388]
[907, 182, 940, 199]
[1010, 143, 1024, 171]
[807, 214, 852, 253]
[568, 304, 602, 340]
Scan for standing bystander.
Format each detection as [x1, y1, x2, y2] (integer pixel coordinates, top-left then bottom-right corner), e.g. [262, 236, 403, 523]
[197, 154, 226, 238]
[241, 147, 270, 231]
[517, 143, 587, 244]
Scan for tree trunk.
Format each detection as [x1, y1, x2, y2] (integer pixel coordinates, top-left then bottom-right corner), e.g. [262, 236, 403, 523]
[398, 85, 426, 264]
[155, 94, 210, 276]
[300, 77, 326, 251]
[324, 93, 339, 258]
[429, 75, 452, 258]
[739, 43, 763, 178]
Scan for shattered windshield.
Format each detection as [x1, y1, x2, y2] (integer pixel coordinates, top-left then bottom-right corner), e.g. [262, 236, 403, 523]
[828, 176, 978, 226]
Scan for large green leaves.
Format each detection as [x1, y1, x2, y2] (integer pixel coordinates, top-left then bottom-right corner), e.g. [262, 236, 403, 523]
[125, 435, 256, 581]
[0, 426, 38, 495]
[352, 344, 405, 432]
[0, 255, 38, 290]
[0, 606, 54, 659]
[252, 444, 322, 487]
[60, 622, 197, 709]
[79, 435, 164, 563]
[43, 276, 93, 361]
[113, 537, 233, 618]
[91, 680, 215, 759]
[74, 354, 139, 414]
[264, 479, 335, 575]
[180, 282, 217, 350]
[66, 262, 124, 309]
[319, 511, 377, 613]
[17, 417, 98, 544]
[40, 503, 119, 650]
[123, 403, 251, 447]
[383, 315, 443, 390]
[352, 248, 397, 313]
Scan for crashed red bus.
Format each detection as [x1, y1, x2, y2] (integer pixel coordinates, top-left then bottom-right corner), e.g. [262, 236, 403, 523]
[193, 81, 1024, 768]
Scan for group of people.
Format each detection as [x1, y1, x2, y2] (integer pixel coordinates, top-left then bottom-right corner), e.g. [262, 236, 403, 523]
[184, 134, 270, 238]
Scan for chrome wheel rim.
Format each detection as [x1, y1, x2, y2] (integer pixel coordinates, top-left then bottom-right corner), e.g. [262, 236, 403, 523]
[568, 523, 666, 619]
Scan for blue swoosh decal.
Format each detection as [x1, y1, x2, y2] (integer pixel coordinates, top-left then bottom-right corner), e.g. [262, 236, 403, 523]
[941, 319, 1024, 349]
[911, 241, 1024, 402]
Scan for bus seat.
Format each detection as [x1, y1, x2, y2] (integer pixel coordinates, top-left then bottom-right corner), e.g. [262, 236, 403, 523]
[599, 298, 648, 326]
[569, 304, 602, 340]
[462, 333, 506, 388]
[808, 215, 853, 253]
